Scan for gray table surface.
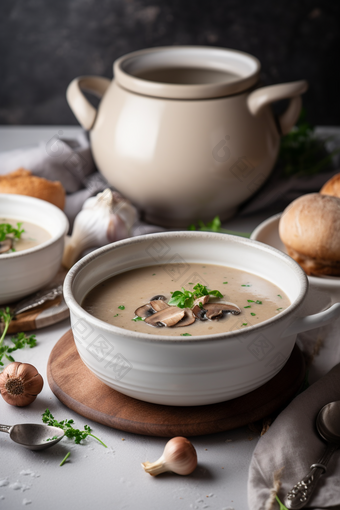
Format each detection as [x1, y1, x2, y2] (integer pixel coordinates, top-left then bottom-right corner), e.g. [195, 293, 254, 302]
[0, 126, 286, 510]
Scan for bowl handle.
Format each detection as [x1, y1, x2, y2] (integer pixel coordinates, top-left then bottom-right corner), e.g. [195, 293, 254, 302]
[66, 76, 111, 130]
[281, 303, 340, 338]
[247, 80, 308, 135]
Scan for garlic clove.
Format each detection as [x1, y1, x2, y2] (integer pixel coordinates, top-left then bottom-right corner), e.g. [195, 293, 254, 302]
[142, 437, 197, 476]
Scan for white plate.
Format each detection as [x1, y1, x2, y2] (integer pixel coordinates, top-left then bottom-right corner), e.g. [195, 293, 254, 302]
[251, 214, 340, 312]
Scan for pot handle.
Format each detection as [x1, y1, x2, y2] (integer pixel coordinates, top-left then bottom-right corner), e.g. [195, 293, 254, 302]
[66, 76, 111, 131]
[247, 80, 308, 135]
[281, 303, 340, 338]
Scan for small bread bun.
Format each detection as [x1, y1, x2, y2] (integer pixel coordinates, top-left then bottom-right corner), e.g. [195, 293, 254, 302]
[0, 168, 65, 210]
[320, 173, 340, 198]
[279, 193, 340, 276]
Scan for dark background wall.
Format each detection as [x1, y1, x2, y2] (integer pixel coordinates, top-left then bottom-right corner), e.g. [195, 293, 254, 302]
[1, 0, 339, 126]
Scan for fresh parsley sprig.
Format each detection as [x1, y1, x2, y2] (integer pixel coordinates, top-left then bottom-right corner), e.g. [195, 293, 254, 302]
[189, 216, 250, 238]
[0, 222, 24, 243]
[168, 283, 223, 309]
[0, 309, 37, 368]
[42, 409, 107, 448]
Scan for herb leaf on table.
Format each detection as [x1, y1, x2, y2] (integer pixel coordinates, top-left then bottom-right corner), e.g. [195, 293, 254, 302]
[189, 216, 251, 238]
[42, 409, 107, 447]
[0, 309, 37, 367]
[278, 109, 340, 177]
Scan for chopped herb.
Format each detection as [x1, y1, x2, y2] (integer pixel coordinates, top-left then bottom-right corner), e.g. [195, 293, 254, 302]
[223, 282, 228, 284]
[277, 295, 282, 299]
[242, 284, 251, 287]
[256, 300, 262, 305]
[244, 305, 251, 309]
[247, 300, 254, 303]
[277, 307, 283, 311]
[188, 216, 250, 238]
[250, 313, 256, 316]
[0, 309, 37, 368]
[152, 273, 156, 276]
[113, 314, 119, 317]
[168, 283, 223, 309]
[0, 222, 24, 243]
[42, 409, 107, 448]
[60, 452, 71, 467]
[242, 323, 248, 326]
[132, 316, 145, 322]
[198, 302, 203, 309]
[118, 305, 125, 310]
[46, 435, 58, 442]
[180, 333, 192, 337]
[188, 282, 194, 285]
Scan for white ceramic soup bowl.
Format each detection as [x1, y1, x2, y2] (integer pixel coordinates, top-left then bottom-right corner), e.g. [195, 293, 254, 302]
[64, 232, 340, 406]
[0, 194, 69, 304]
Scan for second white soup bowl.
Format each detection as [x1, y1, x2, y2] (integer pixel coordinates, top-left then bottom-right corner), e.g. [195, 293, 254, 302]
[64, 232, 340, 406]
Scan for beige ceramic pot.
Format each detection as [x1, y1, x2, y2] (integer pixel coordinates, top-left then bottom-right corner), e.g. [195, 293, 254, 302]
[67, 46, 308, 227]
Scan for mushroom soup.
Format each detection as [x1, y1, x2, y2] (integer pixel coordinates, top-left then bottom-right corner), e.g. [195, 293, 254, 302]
[0, 218, 51, 254]
[82, 263, 290, 337]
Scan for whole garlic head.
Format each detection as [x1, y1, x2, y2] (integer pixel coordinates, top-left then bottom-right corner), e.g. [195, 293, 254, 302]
[62, 189, 138, 269]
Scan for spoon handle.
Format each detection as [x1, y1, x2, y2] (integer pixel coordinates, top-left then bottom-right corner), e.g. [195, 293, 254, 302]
[284, 444, 338, 509]
[0, 424, 11, 434]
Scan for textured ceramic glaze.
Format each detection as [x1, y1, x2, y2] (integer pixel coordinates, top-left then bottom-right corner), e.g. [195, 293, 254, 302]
[0, 194, 69, 304]
[67, 46, 308, 227]
[63, 232, 340, 406]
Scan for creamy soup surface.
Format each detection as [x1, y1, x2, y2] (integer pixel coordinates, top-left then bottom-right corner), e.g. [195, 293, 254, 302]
[82, 263, 290, 337]
[0, 218, 51, 253]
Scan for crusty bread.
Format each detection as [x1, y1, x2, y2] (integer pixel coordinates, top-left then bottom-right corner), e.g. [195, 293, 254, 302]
[279, 193, 340, 276]
[0, 168, 65, 210]
[320, 173, 340, 198]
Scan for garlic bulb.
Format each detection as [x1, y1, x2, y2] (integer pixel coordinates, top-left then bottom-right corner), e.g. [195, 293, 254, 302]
[142, 437, 197, 476]
[62, 189, 138, 269]
[0, 362, 44, 407]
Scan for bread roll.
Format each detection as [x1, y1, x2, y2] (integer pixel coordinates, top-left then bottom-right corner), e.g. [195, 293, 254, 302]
[279, 193, 340, 276]
[320, 173, 340, 198]
[0, 168, 65, 210]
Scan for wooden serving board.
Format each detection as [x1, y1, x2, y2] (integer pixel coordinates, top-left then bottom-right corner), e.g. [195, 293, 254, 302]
[0, 267, 69, 334]
[47, 330, 305, 437]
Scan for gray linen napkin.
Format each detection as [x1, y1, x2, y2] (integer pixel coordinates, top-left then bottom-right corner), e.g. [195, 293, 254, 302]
[248, 359, 340, 509]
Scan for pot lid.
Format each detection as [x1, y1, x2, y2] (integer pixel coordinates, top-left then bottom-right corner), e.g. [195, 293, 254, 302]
[114, 46, 260, 100]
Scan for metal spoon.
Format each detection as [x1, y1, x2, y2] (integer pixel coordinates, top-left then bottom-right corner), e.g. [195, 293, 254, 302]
[0, 423, 65, 451]
[284, 400, 340, 509]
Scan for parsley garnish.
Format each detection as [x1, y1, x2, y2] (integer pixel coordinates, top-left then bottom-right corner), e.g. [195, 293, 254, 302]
[277, 307, 283, 311]
[277, 295, 282, 299]
[250, 312, 256, 316]
[168, 283, 223, 309]
[188, 216, 250, 238]
[242, 284, 251, 287]
[46, 435, 58, 442]
[118, 305, 125, 310]
[42, 409, 107, 447]
[60, 452, 71, 467]
[0, 222, 24, 243]
[0, 309, 37, 368]
[113, 314, 119, 317]
[223, 282, 228, 284]
[247, 300, 254, 303]
[132, 316, 145, 322]
[256, 300, 262, 304]
[244, 305, 251, 309]
[242, 323, 248, 326]
[181, 333, 192, 336]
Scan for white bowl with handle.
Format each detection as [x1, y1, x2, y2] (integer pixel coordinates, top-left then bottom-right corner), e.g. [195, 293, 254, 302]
[0, 194, 69, 304]
[63, 231, 340, 406]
